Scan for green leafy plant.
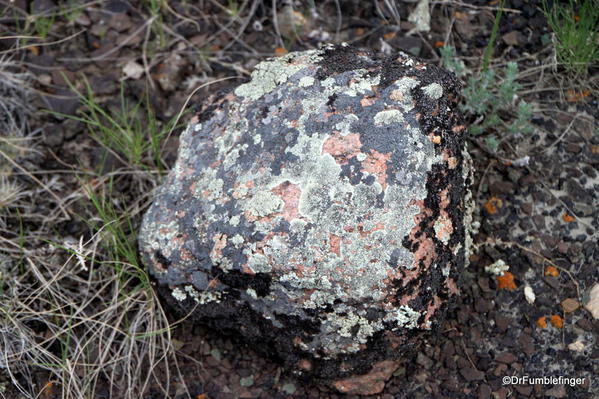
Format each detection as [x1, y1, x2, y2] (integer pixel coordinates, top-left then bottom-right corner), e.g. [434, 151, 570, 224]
[441, 0, 534, 150]
[542, 0, 599, 77]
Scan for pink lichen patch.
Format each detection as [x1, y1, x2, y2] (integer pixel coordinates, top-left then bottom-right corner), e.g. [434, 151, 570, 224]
[404, 199, 436, 284]
[423, 295, 443, 328]
[357, 221, 385, 237]
[360, 97, 376, 107]
[271, 181, 302, 221]
[210, 233, 227, 260]
[446, 278, 459, 295]
[398, 289, 421, 306]
[442, 150, 458, 169]
[439, 188, 450, 209]
[233, 180, 255, 199]
[361, 150, 392, 189]
[389, 89, 404, 102]
[322, 132, 362, 164]
[329, 233, 342, 256]
[434, 216, 453, 243]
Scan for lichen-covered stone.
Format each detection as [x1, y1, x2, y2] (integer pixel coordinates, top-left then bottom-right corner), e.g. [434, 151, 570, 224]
[139, 44, 470, 394]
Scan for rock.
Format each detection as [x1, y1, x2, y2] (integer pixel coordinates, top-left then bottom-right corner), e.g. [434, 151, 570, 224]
[560, 298, 579, 313]
[583, 284, 599, 319]
[139, 44, 470, 394]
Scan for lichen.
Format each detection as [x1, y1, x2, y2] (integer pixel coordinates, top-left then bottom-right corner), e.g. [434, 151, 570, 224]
[374, 109, 405, 126]
[234, 49, 324, 101]
[385, 305, 421, 329]
[422, 82, 443, 99]
[485, 259, 509, 276]
[245, 191, 284, 218]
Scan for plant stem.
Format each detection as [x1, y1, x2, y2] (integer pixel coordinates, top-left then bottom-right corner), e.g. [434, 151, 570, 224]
[482, 0, 505, 72]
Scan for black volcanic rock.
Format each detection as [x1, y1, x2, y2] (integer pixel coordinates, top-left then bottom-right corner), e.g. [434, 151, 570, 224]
[139, 44, 471, 395]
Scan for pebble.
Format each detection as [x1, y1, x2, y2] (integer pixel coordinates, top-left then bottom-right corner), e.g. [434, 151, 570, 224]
[560, 298, 580, 313]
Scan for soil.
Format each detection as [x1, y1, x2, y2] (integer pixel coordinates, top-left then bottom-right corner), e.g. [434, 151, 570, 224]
[0, 0, 597, 398]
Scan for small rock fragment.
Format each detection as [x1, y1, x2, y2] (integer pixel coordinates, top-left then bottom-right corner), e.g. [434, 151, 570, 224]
[567, 340, 585, 352]
[583, 284, 599, 319]
[123, 60, 144, 80]
[560, 298, 579, 313]
[524, 285, 535, 304]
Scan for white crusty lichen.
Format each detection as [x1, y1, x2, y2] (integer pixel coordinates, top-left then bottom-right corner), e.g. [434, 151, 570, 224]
[234, 49, 324, 101]
[245, 191, 283, 218]
[171, 287, 187, 302]
[422, 82, 443, 100]
[374, 109, 405, 126]
[462, 145, 477, 267]
[334, 114, 359, 136]
[485, 259, 509, 276]
[299, 76, 315, 87]
[385, 305, 421, 329]
[343, 70, 380, 96]
[184, 285, 222, 304]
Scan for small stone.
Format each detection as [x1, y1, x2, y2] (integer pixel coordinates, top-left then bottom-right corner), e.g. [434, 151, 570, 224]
[583, 284, 599, 319]
[459, 367, 484, 381]
[495, 352, 516, 364]
[210, 348, 222, 362]
[567, 340, 585, 352]
[494, 314, 512, 332]
[74, 12, 90, 26]
[544, 384, 567, 398]
[524, 285, 535, 304]
[502, 31, 522, 46]
[280, 382, 296, 395]
[416, 352, 433, 369]
[561, 298, 579, 313]
[43, 88, 79, 116]
[239, 375, 254, 387]
[123, 60, 144, 80]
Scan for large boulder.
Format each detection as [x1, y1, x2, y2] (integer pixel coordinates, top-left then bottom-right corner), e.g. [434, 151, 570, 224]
[139, 44, 471, 395]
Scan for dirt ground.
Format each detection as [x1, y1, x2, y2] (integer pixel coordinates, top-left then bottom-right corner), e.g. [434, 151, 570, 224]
[0, 0, 597, 398]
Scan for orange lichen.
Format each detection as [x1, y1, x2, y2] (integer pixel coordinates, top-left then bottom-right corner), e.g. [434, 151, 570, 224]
[431, 135, 441, 144]
[550, 315, 564, 328]
[562, 213, 575, 223]
[383, 32, 396, 40]
[484, 196, 503, 215]
[434, 41, 444, 48]
[274, 47, 287, 55]
[536, 316, 548, 328]
[496, 271, 517, 290]
[544, 266, 559, 277]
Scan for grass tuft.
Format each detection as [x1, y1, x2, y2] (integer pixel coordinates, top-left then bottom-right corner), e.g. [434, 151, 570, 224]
[542, 0, 599, 77]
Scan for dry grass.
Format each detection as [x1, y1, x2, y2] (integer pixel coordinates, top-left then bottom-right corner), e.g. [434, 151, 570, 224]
[0, 35, 184, 398]
[0, 169, 185, 398]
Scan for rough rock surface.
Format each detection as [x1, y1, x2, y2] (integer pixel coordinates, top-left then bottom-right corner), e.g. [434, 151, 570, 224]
[139, 44, 470, 394]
